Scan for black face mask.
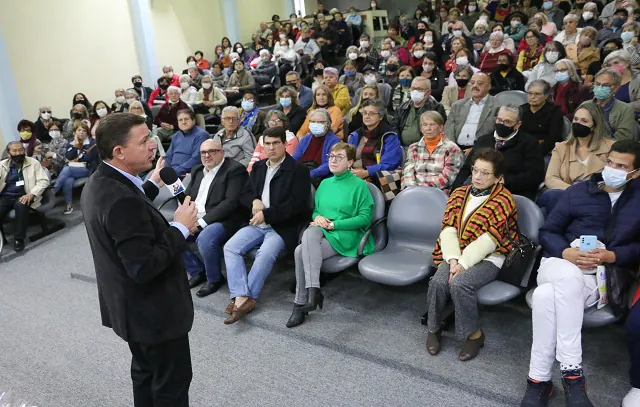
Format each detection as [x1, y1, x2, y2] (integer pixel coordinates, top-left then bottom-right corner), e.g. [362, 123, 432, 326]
[571, 122, 592, 138]
[75, 99, 85, 104]
[456, 78, 469, 87]
[417, 28, 426, 35]
[11, 154, 26, 164]
[159, 84, 169, 90]
[495, 123, 516, 138]
[498, 63, 510, 71]
[314, 68, 324, 76]
[134, 81, 143, 87]
[72, 112, 83, 119]
[386, 64, 399, 72]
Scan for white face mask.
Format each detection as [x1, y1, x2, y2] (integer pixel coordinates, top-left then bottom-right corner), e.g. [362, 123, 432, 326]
[116, 96, 126, 103]
[453, 30, 463, 37]
[279, 34, 286, 39]
[236, 47, 243, 53]
[96, 108, 108, 118]
[424, 34, 433, 43]
[423, 64, 435, 72]
[202, 83, 212, 89]
[165, 70, 174, 78]
[49, 130, 61, 139]
[479, 15, 488, 22]
[364, 74, 377, 85]
[281, 46, 289, 52]
[180, 82, 190, 90]
[381, 50, 391, 58]
[410, 90, 426, 103]
[468, 5, 476, 11]
[360, 40, 369, 48]
[582, 11, 594, 20]
[41, 112, 51, 120]
[126, 98, 136, 105]
[545, 51, 559, 63]
[348, 52, 358, 60]
[511, 20, 521, 28]
[602, 166, 637, 189]
[188, 61, 196, 68]
[456, 56, 469, 66]
[413, 50, 425, 58]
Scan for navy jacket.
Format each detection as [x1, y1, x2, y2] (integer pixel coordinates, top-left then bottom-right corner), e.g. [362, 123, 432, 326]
[540, 174, 640, 269]
[293, 132, 340, 179]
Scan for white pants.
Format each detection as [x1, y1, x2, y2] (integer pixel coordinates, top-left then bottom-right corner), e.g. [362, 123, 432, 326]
[528, 257, 598, 381]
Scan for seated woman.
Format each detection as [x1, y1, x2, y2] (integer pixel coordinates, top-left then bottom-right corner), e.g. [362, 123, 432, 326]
[552, 59, 591, 120]
[346, 85, 379, 135]
[248, 109, 299, 172]
[526, 41, 566, 89]
[565, 27, 599, 78]
[210, 61, 229, 89]
[41, 121, 68, 177]
[539, 101, 614, 214]
[442, 65, 473, 115]
[604, 50, 638, 106]
[293, 108, 341, 186]
[111, 88, 126, 112]
[391, 66, 415, 112]
[420, 52, 447, 101]
[179, 74, 198, 105]
[489, 52, 525, 95]
[517, 30, 545, 76]
[478, 31, 514, 74]
[339, 60, 365, 97]
[89, 100, 111, 138]
[16, 119, 37, 157]
[275, 39, 299, 85]
[519, 79, 564, 156]
[296, 85, 345, 140]
[446, 48, 479, 86]
[287, 142, 375, 328]
[426, 148, 518, 361]
[275, 86, 306, 135]
[347, 99, 402, 182]
[401, 111, 464, 193]
[409, 41, 427, 73]
[225, 59, 256, 105]
[194, 75, 227, 128]
[239, 91, 266, 137]
[63, 104, 90, 140]
[445, 37, 467, 75]
[52, 122, 98, 214]
[252, 50, 278, 87]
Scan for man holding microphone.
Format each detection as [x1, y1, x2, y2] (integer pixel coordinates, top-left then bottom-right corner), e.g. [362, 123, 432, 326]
[82, 113, 197, 407]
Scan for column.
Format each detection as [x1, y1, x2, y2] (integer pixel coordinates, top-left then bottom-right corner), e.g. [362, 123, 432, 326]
[222, 0, 240, 43]
[284, 0, 295, 16]
[128, 0, 160, 86]
[0, 30, 23, 142]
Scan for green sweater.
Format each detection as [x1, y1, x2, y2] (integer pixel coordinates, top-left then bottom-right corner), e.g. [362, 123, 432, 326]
[313, 171, 374, 257]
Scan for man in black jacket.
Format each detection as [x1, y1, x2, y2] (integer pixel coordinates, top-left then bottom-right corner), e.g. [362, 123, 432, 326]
[131, 75, 153, 103]
[452, 104, 545, 200]
[182, 138, 249, 297]
[82, 113, 198, 407]
[223, 126, 311, 324]
[394, 76, 447, 147]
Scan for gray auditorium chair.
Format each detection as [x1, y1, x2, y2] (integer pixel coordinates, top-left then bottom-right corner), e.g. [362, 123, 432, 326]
[495, 90, 528, 106]
[475, 195, 545, 305]
[150, 105, 162, 121]
[358, 186, 447, 286]
[561, 116, 571, 141]
[73, 177, 89, 189]
[320, 183, 388, 273]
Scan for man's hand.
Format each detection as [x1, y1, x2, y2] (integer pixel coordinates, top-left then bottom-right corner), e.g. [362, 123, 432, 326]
[174, 196, 198, 231]
[351, 168, 369, 179]
[45, 152, 55, 159]
[252, 199, 265, 215]
[312, 215, 331, 229]
[562, 247, 601, 270]
[464, 148, 472, 156]
[149, 157, 165, 187]
[160, 122, 172, 130]
[249, 210, 265, 226]
[18, 193, 35, 205]
[189, 224, 200, 235]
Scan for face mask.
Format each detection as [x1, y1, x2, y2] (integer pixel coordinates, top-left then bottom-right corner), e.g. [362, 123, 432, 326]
[511, 20, 521, 28]
[160, 84, 169, 90]
[545, 51, 559, 63]
[49, 130, 61, 139]
[281, 46, 289, 52]
[456, 78, 469, 87]
[593, 84, 612, 100]
[543, 1, 553, 10]
[309, 123, 326, 136]
[602, 166, 637, 189]
[41, 112, 51, 120]
[188, 61, 196, 68]
[621, 31, 635, 43]
[96, 108, 108, 118]
[348, 52, 358, 60]
[414, 50, 425, 59]
[386, 64, 399, 72]
[424, 34, 433, 42]
[582, 11, 594, 20]
[314, 68, 325, 76]
[19, 131, 32, 140]
[134, 80, 143, 87]
[456, 56, 469, 66]
[423, 64, 435, 72]
[381, 50, 391, 58]
[571, 122, 592, 138]
[72, 112, 83, 119]
[11, 154, 26, 164]
[468, 5, 476, 11]
[410, 90, 426, 103]
[165, 70, 174, 78]
[360, 40, 369, 48]
[126, 98, 136, 105]
[421, 17, 430, 23]
[364, 75, 377, 85]
[181, 82, 190, 90]
[280, 97, 292, 107]
[116, 96, 126, 103]
[498, 63, 510, 71]
[399, 78, 412, 87]
[371, 2, 377, 7]
[555, 71, 569, 83]
[241, 100, 255, 111]
[345, 70, 356, 77]
[453, 30, 463, 37]
[480, 15, 489, 22]
[495, 123, 515, 138]
[202, 82, 212, 89]
[613, 17, 625, 28]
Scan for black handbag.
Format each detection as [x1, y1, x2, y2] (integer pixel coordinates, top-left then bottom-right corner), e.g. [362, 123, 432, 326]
[497, 222, 537, 287]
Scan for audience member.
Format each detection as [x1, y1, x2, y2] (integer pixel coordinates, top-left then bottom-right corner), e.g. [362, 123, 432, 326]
[348, 99, 402, 181]
[0, 142, 50, 252]
[471, 20, 491, 53]
[130, 75, 153, 103]
[323, 67, 351, 115]
[597, 8, 628, 47]
[209, 61, 229, 89]
[178, 74, 198, 105]
[381, 55, 401, 88]
[442, 65, 473, 115]
[293, 108, 341, 186]
[395, 77, 447, 147]
[478, 31, 514, 74]
[489, 52, 525, 94]
[63, 104, 89, 141]
[248, 110, 299, 172]
[182, 138, 248, 297]
[275, 86, 306, 135]
[402, 111, 464, 192]
[520, 80, 565, 155]
[445, 73, 499, 152]
[161, 65, 180, 87]
[164, 109, 209, 176]
[517, 30, 545, 75]
[391, 66, 415, 112]
[339, 60, 365, 96]
[542, 0, 565, 29]
[420, 52, 448, 102]
[147, 76, 170, 107]
[285, 71, 313, 111]
[526, 40, 566, 88]
[225, 60, 256, 105]
[453, 104, 545, 200]
[603, 50, 639, 105]
[552, 59, 592, 120]
[287, 142, 374, 328]
[297, 85, 345, 140]
[621, 22, 640, 67]
[505, 12, 527, 43]
[213, 106, 256, 167]
[72, 93, 93, 113]
[16, 120, 37, 157]
[41, 121, 68, 177]
[625, 292, 640, 406]
[90, 100, 112, 137]
[357, 33, 379, 67]
[154, 86, 190, 142]
[194, 50, 209, 70]
[253, 50, 278, 88]
[346, 85, 379, 134]
[194, 75, 227, 128]
[294, 27, 321, 64]
[223, 126, 310, 324]
[34, 106, 59, 144]
[593, 68, 636, 140]
[53, 122, 98, 214]
[520, 140, 640, 407]
[577, 1, 602, 30]
[427, 148, 518, 361]
[111, 89, 126, 113]
[239, 91, 266, 137]
[566, 27, 600, 76]
[554, 14, 581, 47]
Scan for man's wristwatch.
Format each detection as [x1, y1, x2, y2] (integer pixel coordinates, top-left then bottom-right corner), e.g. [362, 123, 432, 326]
[196, 224, 203, 232]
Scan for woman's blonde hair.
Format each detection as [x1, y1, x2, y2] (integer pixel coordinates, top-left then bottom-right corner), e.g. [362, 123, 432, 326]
[128, 100, 144, 112]
[348, 84, 379, 120]
[566, 101, 610, 152]
[276, 86, 299, 105]
[330, 142, 356, 161]
[310, 85, 335, 110]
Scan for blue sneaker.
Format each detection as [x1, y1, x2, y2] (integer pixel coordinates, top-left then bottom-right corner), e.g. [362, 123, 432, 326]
[520, 378, 553, 407]
[562, 370, 593, 407]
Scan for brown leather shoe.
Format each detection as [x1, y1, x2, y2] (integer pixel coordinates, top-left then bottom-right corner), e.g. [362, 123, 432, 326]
[459, 330, 485, 361]
[426, 329, 442, 356]
[223, 298, 256, 325]
[224, 300, 235, 315]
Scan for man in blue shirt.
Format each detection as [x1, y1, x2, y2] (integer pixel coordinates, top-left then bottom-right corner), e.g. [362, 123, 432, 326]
[285, 71, 313, 111]
[164, 109, 209, 176]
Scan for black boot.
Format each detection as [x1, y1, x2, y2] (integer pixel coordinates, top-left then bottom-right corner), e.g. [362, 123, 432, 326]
[301, 288, 324, 313]
[286, 304, 307, 328]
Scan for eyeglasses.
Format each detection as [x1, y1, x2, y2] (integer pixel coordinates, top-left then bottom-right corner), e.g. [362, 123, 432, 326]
[221, 117, 238, 122]
[286, 81, 298, 86]
[361, 111, 380, 118]
[527, 91, 544, 97]
[409, 87, 428, 92]
[41, 110, 52, 113]
[495, 117, 518, 127]
[327, 153, 347, 162]
[471, 166, 493, 178]
[200, 149, 222, 156]
[268, 119, 282, 126]
[553, 68, 569, 73]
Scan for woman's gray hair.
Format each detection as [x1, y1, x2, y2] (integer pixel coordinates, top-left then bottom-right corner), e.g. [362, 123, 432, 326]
[266, 109, 289, 127]
[125, 88, 138, 97]
[420, 111, 445, 126]
[528, 79, 552, 96]
[489, 31, 504, 41]
[563, 13, 579, 23]
[454, 64, 474, 77]
[128, 100, 144, 111]
[566, 101, 609, 151]
[309, 108, 333, 126]
[474, 20, 489, 29]
[222, 105, 240, 117]
[555, 59, 581, 83]
[583, 1, 598, 12]
[361, 98, 387, 118]
[346, 45, 358, 54]
[39, 105, 52, 113]
[275, 85, 299, 105]
[604, 50, 632, 66]
[499, 104, 522, 122]
[259, 49, 271, 57]
[623, 21, 640, 35]
[179, 74, 191, 83]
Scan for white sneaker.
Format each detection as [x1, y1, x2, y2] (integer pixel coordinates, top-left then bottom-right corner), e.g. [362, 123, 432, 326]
[623, 388, 640, 407]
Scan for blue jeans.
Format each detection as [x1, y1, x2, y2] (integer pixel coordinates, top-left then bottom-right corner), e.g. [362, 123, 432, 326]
[536, 189, 566, 217]
[181, 222, 227, 282]
[628, 301, 640, 388]
[223, 225, 286, 299]
[54, 166, 90, 204]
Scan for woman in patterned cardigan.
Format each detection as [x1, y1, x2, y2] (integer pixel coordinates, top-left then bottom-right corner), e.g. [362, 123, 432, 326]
[426, 148, 518, 362]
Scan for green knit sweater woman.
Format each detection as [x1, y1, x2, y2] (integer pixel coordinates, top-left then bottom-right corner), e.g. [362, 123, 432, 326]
[287, 142, 374, 328]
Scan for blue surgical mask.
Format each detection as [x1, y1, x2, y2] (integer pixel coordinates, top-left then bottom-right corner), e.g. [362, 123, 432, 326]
[602, 166, 637, 189]
[279, 97, 292, 107]
[344, 70, 356, 77]
[613, 17, 625, 28]
[309, 123, 326, 136]
[543, 1, 553, 10]
[555, 71, 569, 83]
[593, 85, 612, 100]
[241, 100, 255, 111]
[621, 31, 635, 43]
[399, 78, 412, 87]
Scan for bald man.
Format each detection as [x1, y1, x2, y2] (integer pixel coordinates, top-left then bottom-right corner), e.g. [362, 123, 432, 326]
[182, 138, 249, 297]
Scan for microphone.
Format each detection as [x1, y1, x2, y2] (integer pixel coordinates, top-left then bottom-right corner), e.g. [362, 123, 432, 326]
[159, 167, 186, 203]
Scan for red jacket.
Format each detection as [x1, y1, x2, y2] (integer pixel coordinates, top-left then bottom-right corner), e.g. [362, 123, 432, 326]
[478, 49, 513, 74]
[147, 88, 167, 107]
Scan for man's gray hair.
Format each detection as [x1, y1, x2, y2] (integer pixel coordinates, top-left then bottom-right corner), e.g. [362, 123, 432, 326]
[361, 98, 387, 118]
[413, 76, 432, 89]
[528, 79, 552, 96]
[259, 49, 271, 57]
[167, 85, 181, 93]
[222, 105, 240, 117]
[309, 108, 333, 126]
[6, 141, 22, 152]
[266, 109, 289, 127]
[595, 67, 622, 87]
[285, 70, 301, 80]
[499, 104, 522, 122]
[162, 64, 173, 71]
